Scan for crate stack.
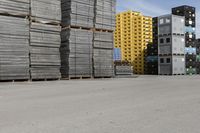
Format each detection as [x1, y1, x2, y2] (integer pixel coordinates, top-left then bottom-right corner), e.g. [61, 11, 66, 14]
[61, 0, 94, 78]
[196, 39, 200, 74]
[114, 11, 153, 74]
[145, 44, 158, 75]
[145, 17, 158, 75]
[172, 5, 196, 75]
[158, 14, 185, 75]
[29, 0, 62, 80]
[0, 1, 30, 81]
[93, 0, 116, 77]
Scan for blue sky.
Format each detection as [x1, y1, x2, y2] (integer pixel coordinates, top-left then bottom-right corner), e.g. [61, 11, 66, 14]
[117, 0, 200, 37]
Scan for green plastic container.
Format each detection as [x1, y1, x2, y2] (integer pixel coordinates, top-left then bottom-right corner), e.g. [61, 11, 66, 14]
[196, 55, 200, 62]
[186, 68, 196, 75]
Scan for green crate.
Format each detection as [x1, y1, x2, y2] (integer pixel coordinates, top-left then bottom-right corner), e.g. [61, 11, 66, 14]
[186, 68, 196, 75]
[196, 55, 200, 62]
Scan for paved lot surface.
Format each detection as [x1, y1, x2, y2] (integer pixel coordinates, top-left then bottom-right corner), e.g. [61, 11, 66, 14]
[0, 76, 200, 133]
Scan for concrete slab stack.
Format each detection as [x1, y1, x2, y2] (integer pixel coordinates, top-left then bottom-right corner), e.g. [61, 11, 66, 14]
[61, 0, 95, 28]
[0, 0, 30, 16]
[93, 31, 114, 77]
[61, 0, 116, 78]
[0, 1, 30, 81]
[94, 0, 116, 31]
[61, 0, 94, 78]
[93, 0, 115, 78]
[30, 0, 61, 23]
[60, 28, 93, 78]
[29, 0, 61, 80]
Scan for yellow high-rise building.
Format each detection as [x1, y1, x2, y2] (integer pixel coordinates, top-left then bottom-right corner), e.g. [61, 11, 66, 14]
[114, 10, 153, 74]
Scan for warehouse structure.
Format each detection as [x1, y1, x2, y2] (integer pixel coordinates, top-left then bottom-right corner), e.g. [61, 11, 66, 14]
[114, 11, 153, 74]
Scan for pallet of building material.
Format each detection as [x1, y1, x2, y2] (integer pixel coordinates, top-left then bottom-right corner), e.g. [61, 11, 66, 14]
[0, 0, 29, 16]
[93, 48, 114, 77]
[94, 0, 116, 31]
[93, 31, 114, 49]
[30, 22, 61, 48]
[61, 0, 94, 28]
[60, 28, 93, 78]
[30, 0, 61, 24]
[30, 66, 61, 80]
[115, 65, 132, 75]
[30, 22, 61, 80]
[0, 15, 30, 80]
[30, 47, 61, 66]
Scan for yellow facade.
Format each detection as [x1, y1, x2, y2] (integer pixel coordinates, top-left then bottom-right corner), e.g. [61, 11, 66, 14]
[114, 10, 153, 74]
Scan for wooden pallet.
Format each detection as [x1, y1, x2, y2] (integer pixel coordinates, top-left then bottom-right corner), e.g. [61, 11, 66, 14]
[30, 17, 61, 26]
[62, 76, 93, 80]
[94, 28, 114, 33]
[0, 79, 29, 83]
[0, 12, 28, 18]
[159, 74, 185, 76]
[62, 25, 93, 31]
[31, 78, 60, 82]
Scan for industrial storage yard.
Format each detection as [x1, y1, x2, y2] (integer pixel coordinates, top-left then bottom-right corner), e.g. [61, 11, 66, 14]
[1, 76, 200, 132]
[1, 0, 200, 132]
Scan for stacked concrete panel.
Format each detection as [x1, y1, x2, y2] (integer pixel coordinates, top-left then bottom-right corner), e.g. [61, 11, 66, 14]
[30, 0, 61, 23]
[93, 31, 114, 77]
[94, 0, 116, 31]
[61, 0, 94, 78]
[158, 14, 185, 75]
[61, 0, 115, 78]
[61, 0, 94, 28]
[30, 23, 61, 80]
[93, 0, 115, 77]
[0, 1, 30, 81]
[60, 28, 93, 78]
[29, 0, 62, 80]
[0, 0, 29, 16]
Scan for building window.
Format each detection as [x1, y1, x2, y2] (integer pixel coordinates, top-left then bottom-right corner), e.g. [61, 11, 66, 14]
[166, 38, 171, 43]
[166, 58, 171, 63]
[166, 18, 171, 23]
[160, 38, 164, 43]
[160, 19, 164, 24]
[160, 58, 164, 63]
